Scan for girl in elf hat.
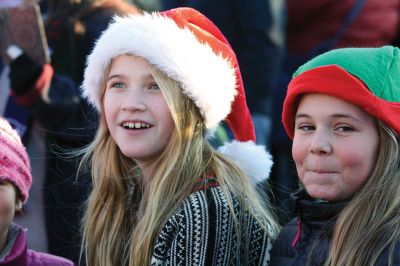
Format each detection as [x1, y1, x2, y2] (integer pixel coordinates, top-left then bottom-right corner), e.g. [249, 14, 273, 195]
[270, 45, 400, 265]
[0, 117, 74, 265]
[79, 7, 279, 266]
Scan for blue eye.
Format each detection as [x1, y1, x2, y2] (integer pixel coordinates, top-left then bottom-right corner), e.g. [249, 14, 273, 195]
[148, 83, 160, 90]
[111, 82, 126, 88]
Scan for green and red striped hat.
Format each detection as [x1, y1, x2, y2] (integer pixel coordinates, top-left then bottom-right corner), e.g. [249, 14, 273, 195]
[282, 46, 400, 139]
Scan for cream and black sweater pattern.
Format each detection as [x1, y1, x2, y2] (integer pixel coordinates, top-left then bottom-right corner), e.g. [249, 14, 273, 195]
[151, 179, 272, 265]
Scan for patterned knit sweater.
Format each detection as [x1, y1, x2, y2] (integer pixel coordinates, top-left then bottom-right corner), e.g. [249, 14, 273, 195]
[150, 178, 272, 265]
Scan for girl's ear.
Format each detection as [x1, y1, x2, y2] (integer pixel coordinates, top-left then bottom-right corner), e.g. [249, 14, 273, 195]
[15, 198, 23, 213]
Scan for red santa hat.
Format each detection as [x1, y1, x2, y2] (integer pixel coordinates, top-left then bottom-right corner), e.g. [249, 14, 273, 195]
[81, 8, 273, 183]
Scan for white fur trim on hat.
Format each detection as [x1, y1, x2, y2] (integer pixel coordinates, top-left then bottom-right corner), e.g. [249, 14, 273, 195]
[81, 13, 237, 130]
[218, 140, 273, 184]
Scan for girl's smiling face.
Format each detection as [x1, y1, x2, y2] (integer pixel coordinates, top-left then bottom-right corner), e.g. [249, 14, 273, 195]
[292, 93, 380, 201]
[103, 55, 175, 173]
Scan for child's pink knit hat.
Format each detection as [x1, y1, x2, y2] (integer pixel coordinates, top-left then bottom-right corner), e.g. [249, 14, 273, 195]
[0, 117, 31, 203]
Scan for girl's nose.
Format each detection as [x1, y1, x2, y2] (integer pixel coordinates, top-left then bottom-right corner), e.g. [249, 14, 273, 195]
[309, 129, 332, 155]
[121, 88, 146, 112]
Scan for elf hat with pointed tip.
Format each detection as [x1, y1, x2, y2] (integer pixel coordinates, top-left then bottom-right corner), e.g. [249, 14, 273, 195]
[283, 46, 400, 139]
[81, 8, 273, 182]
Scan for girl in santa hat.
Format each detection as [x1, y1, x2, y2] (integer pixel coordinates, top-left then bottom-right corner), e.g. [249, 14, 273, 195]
[79, 7, 279, 266]
[270, 46, 400, 265]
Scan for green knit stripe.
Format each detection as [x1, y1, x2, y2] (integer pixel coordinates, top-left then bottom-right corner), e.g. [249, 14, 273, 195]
[293, 46, 400, 102]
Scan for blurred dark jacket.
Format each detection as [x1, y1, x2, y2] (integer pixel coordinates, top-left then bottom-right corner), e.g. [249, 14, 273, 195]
[270, 190, 400, 266]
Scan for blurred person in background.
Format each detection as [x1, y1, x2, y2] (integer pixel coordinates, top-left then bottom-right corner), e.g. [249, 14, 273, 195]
[0, 116, 74, 265]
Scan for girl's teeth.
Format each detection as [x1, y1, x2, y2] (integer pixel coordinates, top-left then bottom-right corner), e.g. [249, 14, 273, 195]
[123, 122, 150, 129]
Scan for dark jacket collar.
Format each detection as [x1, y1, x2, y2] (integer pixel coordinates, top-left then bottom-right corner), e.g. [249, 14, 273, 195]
[291, 190, 348, 232]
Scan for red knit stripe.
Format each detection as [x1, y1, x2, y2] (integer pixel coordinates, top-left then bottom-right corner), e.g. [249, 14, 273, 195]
[192, 172, 219, 192]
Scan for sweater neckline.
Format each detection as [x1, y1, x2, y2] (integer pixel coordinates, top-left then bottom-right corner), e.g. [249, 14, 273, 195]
[191, 171, 218, 192]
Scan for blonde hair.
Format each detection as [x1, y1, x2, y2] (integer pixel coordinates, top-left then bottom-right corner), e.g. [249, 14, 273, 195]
[80, 61, 279, 266]
[324, 121, 400, 265]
